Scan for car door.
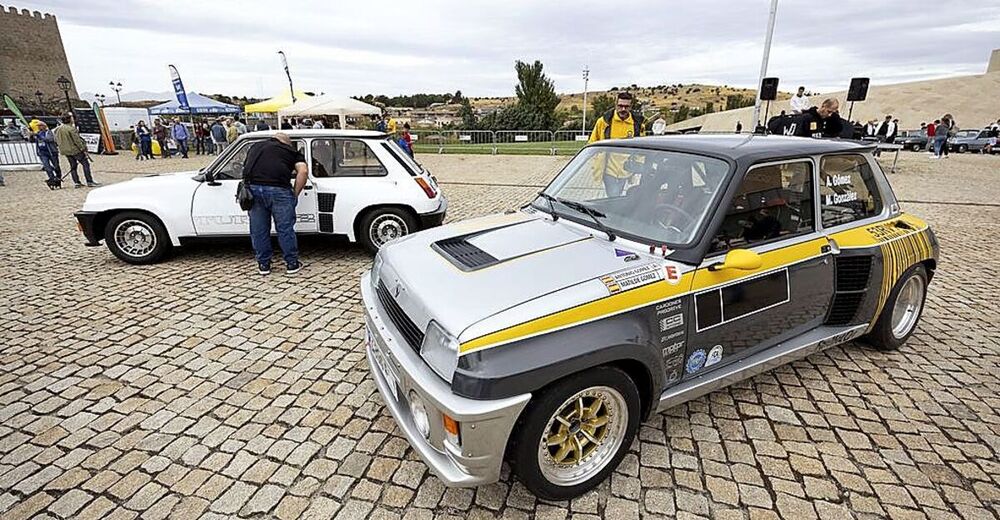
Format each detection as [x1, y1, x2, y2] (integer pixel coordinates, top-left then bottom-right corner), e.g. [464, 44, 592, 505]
[682, 158, 835, 377]
[191, 138, 317, 235]
[308, 138, 392, 234]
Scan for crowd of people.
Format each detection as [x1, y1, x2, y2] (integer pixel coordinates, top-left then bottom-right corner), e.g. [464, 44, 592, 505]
[127, 116, 256, 160]
[0, 114, 101, 189]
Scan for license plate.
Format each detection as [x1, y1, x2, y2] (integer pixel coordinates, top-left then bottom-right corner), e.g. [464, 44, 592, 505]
[369, 328, 399, 401]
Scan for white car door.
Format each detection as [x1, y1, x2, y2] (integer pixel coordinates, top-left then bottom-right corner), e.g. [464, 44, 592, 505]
[191, 138, 317, 235]
[308, 138, 394, 234]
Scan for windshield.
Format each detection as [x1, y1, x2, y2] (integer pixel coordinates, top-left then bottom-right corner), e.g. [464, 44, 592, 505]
[535, 146, 731, 246]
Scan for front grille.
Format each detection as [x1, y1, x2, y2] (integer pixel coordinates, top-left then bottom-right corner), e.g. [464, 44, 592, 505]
[376, 281, 424, 352]
[826, 256, 873, 325]
[433, 236, 498, 271]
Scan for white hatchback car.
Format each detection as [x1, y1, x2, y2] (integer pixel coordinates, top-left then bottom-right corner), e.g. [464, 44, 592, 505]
[74, 130, 447, 264]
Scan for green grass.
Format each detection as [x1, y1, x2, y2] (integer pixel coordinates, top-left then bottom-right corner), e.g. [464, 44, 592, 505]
[412, 140, 587, 156]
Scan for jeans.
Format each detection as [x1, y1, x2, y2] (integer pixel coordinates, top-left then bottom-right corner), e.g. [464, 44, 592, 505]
[195, 136, 207, 154]
[214, 140, 227, 155]
[248, 184, 299, 266]
[934, 137, 947, 157]
[157, 138, 169, 158]
[140, 137, 153, 158]
[602, 174, 627, 197]
[176, 139, 188, 158]
[65, 153, 94, 184]
[38, 152, 61, 180]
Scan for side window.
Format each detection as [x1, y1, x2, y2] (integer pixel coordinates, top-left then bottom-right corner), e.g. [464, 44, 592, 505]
[711, 161, 815, 254]
[819, 154, 883, 228]
[311, 139, 334, 178]
[336, 140, 387, 177]
[214, 141, 254, 180]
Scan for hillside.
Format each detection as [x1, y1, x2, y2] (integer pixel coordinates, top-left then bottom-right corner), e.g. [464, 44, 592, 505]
[470, 83, 792, 115]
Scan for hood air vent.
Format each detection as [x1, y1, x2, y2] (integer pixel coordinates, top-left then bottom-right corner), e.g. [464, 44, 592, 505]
[433, 236, 499, 271]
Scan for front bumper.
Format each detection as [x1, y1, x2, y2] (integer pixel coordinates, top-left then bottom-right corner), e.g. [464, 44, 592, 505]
[418, 196, 448, 229]
[74, 211, 102, 246]
[360, 271, 530, 486]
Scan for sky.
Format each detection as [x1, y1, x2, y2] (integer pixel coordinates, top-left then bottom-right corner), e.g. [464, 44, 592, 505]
[16, 0, 1000, 101]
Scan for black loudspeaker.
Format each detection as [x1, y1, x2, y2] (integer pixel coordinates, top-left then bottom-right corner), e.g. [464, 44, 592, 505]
[847, 77, 870, 101]
[759, 77, 779, 101]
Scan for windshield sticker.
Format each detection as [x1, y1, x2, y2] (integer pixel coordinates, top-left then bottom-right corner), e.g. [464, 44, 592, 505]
[600, 263, 664, 294]
[685, 349, 707, 374]
[615, 248, 640, 262]
[705, 345, 724, 367]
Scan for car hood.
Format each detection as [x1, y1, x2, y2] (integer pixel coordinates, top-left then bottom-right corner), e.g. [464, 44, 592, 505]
[82, 171, 200, 208]
[375, 211, 685, 341]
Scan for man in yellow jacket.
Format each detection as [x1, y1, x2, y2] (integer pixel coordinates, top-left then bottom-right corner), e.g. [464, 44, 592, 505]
[588, 92, 645, 196]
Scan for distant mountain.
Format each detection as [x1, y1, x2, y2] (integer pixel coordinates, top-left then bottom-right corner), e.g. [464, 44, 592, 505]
[80, 90, 173, 103]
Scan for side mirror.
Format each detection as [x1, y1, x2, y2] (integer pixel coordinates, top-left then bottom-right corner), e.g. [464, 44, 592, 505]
[709, 249, 762, 272]
[205, 171, 221, 186]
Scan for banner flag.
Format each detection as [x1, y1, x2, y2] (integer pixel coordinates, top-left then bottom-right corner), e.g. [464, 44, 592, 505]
[168, 65, 190, 111]
[93, 102, 117, 154]
[3, 94, 29, 126]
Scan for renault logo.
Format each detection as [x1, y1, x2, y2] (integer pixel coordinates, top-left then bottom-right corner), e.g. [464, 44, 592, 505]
[393, 283, 404, 298]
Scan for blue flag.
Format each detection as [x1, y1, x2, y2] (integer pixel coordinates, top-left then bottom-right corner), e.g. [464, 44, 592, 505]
[168, 65, 189, 111]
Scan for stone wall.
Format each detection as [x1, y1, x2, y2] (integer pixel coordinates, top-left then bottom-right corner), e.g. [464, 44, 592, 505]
[988, 49, 1000, 74]
[0, 4, 78, 110]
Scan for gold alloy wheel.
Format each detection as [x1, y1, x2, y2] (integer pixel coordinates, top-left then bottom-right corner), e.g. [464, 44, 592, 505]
[537, 386, 628, 486]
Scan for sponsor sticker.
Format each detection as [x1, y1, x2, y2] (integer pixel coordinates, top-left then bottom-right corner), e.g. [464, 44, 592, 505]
[659, 314, 683, 332]
[614, 248, 640, 262]
[663, 263, 682, 285]
[662, 340, 685, 357]
[656, 299, 682, 316]
[705, 345, 724, 367]
[685, 349, 707, 374]
[600, 263, 663, 295]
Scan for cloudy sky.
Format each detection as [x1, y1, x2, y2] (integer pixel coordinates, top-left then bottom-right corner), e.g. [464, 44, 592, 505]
[18, 0, 1000, 100]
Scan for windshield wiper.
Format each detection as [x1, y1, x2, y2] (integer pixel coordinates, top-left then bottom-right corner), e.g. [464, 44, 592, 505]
[537, 192, 559, 221]
[541, 194, 616, 241]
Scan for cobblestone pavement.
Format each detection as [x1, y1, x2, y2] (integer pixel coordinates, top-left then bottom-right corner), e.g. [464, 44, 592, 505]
[0, 150, 998, 519]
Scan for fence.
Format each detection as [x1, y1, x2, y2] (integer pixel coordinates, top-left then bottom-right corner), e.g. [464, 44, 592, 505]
[0, 140, 42, 169]
[403, 130, 594, 156]
[410, 130, 495, 154]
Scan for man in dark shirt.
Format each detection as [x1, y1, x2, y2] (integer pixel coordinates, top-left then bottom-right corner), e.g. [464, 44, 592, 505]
[243, 132, 308, 275]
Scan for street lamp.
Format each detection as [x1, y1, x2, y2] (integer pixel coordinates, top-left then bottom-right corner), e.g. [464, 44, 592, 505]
[56, 75, 73, 114]
[95, 94, 106, 107]
[109, 81, 123, 105]
[582, 66, 590, 134]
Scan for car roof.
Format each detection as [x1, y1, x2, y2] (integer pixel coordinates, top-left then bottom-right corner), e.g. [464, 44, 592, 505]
[242, 129, 388, 139]
[593, 134, 872, 163]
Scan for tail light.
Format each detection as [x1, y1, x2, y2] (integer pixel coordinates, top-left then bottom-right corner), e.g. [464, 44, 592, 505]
[415, 177, 437, 198]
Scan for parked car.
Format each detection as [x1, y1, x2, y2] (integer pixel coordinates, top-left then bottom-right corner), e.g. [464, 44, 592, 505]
[948, 128, 996, 153]
[74, 130, 447, 263]
[361, 135, 938, 499]
[895, 129, 929, 152]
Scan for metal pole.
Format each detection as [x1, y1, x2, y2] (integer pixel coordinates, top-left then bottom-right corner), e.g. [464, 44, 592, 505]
[751, 0, 779, 130]
[278, 51, 296, 104]
[582, 66, 590, 135]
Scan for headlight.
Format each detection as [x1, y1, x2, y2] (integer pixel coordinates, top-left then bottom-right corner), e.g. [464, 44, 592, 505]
[421, 321, 459, 380]
[408, 391, 431, 439]
[371, 253, 383, 287]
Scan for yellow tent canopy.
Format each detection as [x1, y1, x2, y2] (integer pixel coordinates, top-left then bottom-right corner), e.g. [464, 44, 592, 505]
[244, 90, 311, 113]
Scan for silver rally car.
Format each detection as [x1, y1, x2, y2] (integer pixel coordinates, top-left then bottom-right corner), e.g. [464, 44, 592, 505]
[361, 135, 938, 499]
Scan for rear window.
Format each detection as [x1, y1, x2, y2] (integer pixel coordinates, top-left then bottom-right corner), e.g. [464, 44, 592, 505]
[819, 154, 883, 228]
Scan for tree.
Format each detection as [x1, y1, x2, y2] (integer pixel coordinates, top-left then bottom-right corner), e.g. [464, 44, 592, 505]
[590, 93, 614, 120]
[513, 60, 559, 129]
[457, 98, 477, 129]
[705, 102, 715, 114]
[725, 94, 754, 111]
[451, 90, 464, 104]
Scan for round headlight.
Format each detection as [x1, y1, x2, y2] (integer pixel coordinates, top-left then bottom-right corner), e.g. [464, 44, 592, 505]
[408, 391, 431, 439]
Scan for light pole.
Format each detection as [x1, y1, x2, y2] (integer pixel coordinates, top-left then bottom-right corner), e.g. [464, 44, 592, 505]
[56, 75, 73, 114]
[95, 94, 106, 107]
[582, 66, 590, 134]
[109, 81, 123, 105]
[751, 0, 779, 131]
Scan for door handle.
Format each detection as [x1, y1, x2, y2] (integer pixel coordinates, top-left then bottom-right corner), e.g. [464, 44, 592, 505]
[303, 185, 313, 191]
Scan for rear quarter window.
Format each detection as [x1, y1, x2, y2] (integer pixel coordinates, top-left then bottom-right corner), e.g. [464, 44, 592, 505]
[819, 154, 883, 228]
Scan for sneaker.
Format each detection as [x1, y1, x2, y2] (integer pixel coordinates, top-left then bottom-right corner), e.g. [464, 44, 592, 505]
[87, 182, 102, 187]
[74, 183, 85, 188]
[286, 261, 304, 275]
[258, 262, 272, 275]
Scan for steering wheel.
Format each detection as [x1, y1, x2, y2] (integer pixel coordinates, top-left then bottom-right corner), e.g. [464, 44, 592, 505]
[653, 203, 697, 237]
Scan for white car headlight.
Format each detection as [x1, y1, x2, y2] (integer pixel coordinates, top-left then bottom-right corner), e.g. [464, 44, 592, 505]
[421, 320, 459, 380]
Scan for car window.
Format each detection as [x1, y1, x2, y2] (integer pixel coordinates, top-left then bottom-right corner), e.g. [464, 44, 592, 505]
[711, 161, 814, 254]
[819, 154, 883, 228]
[311, 139, 387, 177]
[214, 141, 253, 180]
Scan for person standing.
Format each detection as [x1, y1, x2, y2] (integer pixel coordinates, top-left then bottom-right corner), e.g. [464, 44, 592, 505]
[136, 120, 154, 159]
[932, 116, 950, 159]
[375, 114, 388, 133]
[254, 119, 270, 132]
[789, 86, 811, 114]
[193, 119, 207, 155]
[54, 114, 100, 188]
[243, 132, 308, 275]
[939, 114, 956, 158]
[171, 118, 190, 159]
[211, 118, 227, 154]
[235, 117, 248, 136]
[34, 121, 62, 185]
[153, 119, 169, 158]
[985, 119, 999, 154]
[925, 120, 938, 153]
[735, 120, 743, 133]
[398, 123, 414, 157]
[226, 118, 239, 144]
[588, 92, 646, 196]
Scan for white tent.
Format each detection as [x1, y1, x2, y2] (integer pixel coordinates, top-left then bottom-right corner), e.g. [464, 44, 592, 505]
[277, 94, 381, 128]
